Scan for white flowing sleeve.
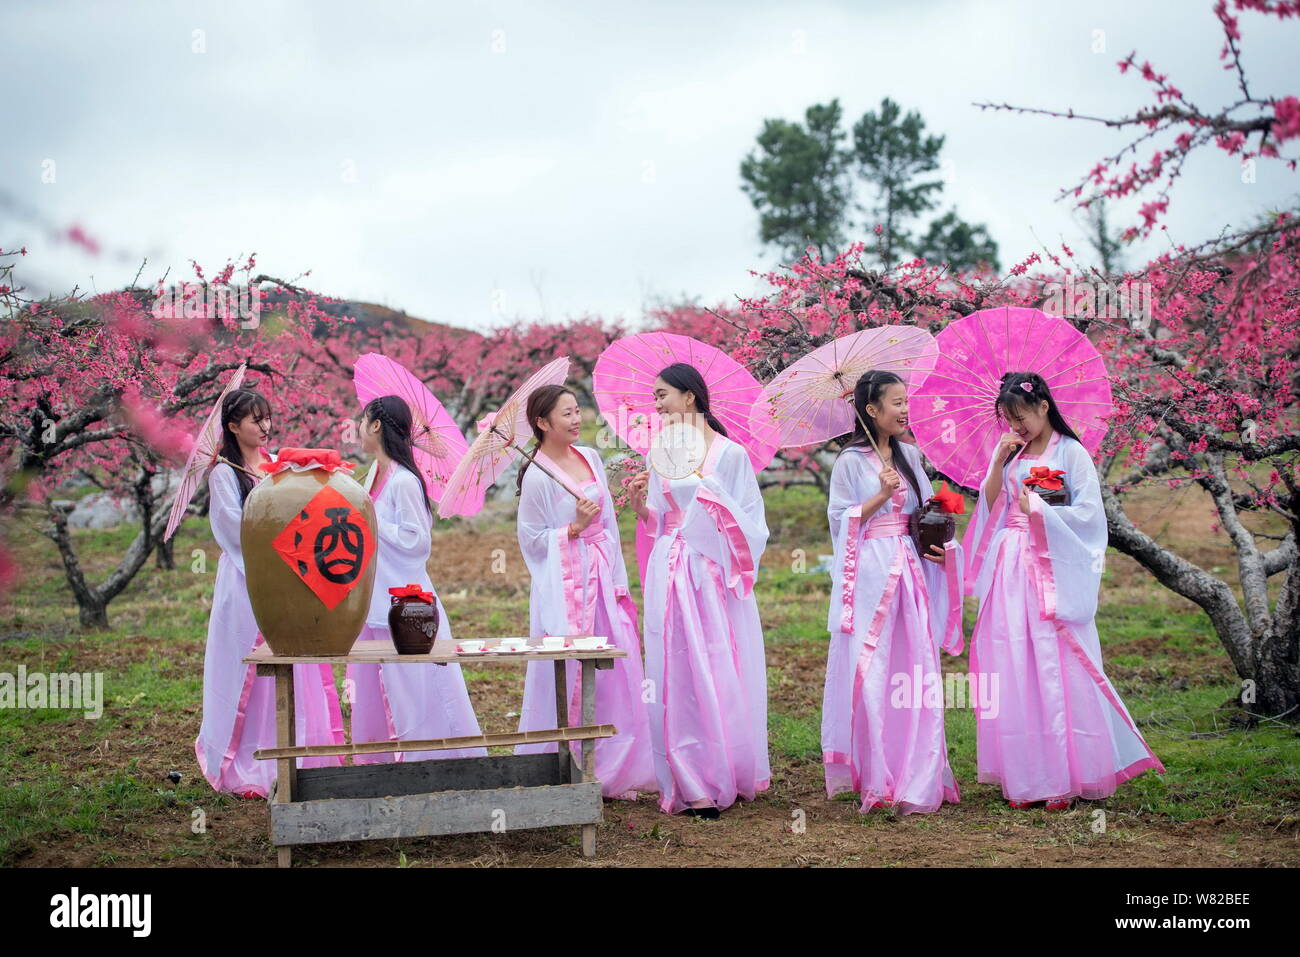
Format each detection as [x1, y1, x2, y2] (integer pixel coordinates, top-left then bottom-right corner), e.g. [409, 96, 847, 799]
[379, 469, 432, 561]
[1023, 437, 1108, 625]
[208, 464, 247, 575]
[586, 448, 630, 596]
[828, 451, 867, 529]
[959, 439, 1010, 598]
[681, 442, 769, 598]
[825, 452, 865, 632]
[516, 467, 574, 636]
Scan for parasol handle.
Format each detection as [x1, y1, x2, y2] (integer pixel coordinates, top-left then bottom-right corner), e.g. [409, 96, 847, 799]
[851, 407, 889, 469]
[216, 455, 263, 480]
[503, 437, 584, 501]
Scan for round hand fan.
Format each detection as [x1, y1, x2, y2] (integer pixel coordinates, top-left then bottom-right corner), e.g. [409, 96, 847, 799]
[647, 421, 706, 480]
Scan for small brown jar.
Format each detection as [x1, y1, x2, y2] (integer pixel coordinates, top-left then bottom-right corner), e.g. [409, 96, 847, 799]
[1035, 488, 1069, 507]
[909, 501, 956, 556]
[387, 588, 440, 655]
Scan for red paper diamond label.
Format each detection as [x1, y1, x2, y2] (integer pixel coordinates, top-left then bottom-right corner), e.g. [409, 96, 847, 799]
[271, 485, 376, 609]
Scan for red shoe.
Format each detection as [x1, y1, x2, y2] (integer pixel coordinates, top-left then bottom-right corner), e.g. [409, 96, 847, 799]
[1007, 800, 1034, 809]
[1045, 799, 1072, 811]
[236, 789, 263, 800]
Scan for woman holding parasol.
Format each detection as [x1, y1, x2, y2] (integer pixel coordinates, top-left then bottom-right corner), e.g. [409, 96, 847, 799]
[626, 362, 771, 817]
[346, 395, 486, 763]
[194, 387, 346, 798]
[820, 370, 965, 815]
[511, 385, 656, 799]
[960, 372, 1165, 808]
[909, 306, 1166, 810]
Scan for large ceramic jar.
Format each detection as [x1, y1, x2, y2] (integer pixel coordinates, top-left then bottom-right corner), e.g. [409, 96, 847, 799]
[241, 448, 377, 656]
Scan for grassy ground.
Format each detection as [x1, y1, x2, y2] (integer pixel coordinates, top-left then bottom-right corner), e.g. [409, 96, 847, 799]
[1, 481, 1297, 867]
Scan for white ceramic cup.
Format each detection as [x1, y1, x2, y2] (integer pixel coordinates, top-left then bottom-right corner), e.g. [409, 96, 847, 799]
[459, 640, 485, 653]
[541, 635, 566, 650]
[498, 638, 526, 651]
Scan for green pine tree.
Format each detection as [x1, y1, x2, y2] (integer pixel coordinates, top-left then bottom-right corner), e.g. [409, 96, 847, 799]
[740, 100, 852, 261]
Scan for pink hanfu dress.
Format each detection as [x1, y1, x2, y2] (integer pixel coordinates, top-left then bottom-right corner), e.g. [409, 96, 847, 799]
[638, 435, 769, 814]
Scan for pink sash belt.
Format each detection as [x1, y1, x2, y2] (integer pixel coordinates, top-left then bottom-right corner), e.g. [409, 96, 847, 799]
[863, 513, 911, 538]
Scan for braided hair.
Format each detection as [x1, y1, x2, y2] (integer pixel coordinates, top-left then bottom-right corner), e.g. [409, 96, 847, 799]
[363, 395, 433, 517]
[657, 363, 728, 437]
[994, 371, 1082, 468]
[843, 370, 925, 506]
[218, 388, 272, 504]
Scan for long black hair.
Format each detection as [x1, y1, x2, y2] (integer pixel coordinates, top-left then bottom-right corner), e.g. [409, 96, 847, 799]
[219, 388, 272, 504]
[994, 371, 1082, 468]
[516, 384, 578, 494]
[363, 395, 432, 517]
[842, 370, 925, 506]
[658, 362, 728, 437]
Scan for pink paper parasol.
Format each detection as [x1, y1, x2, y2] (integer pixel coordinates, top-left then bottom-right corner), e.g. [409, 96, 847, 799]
[163, 362, 249, 542]
[436, 356, 575, 518]
[353, 352, 469, 503]
[908, 306, 1114, 488]
[592, 331, 778, 471]
[752, 325, 939, 449]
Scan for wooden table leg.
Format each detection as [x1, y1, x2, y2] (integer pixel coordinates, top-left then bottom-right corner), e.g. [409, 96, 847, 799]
[553, 659, 568, 782]
[274, 663, 296, 868]
[581, 658, 597, 858]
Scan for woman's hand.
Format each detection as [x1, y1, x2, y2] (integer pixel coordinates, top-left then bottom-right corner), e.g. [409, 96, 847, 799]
[572, 496, 602, 533]
[982, 432, 1024, 504]
[628, 470, 650, 520]
[995, 432, 1025, 468]
[1018, 484, 1034, 516]
[922, 543, 946, 565]
[878, 466, 901, 495]
[860, 468, 901, 520]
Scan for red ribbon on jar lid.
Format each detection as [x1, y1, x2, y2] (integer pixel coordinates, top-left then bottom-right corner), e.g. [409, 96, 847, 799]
[388, 583, 434, 603]
[1023, 466, 1066, 491]
[928, 480, 967, 515]
[259, 448, 356, 475]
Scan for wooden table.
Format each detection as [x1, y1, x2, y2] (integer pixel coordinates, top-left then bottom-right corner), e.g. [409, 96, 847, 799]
[244, 637, 625, 867]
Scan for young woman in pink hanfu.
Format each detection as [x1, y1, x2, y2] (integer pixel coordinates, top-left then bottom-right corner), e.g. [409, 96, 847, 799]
[346, 395, 486, 764]
[513, 385, 656, 799]
[821, 371, 966, 815]
[963, 372, 1165, 809]
[195, 388, 345, 799]
[628, 363, 769, 818]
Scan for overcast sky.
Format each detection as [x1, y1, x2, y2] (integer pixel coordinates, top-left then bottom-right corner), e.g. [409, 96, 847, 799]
[1, 0, 1295, 331]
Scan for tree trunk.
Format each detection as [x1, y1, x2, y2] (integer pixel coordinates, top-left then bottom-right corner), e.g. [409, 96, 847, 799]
[44, 503, 111, 631]
[78, 596, 109, 630]
[1253, 553, 1300, 719]
[155, 537, 175, 570]
[1101, 485, 1300, 724]
[44, 486, 173, 632]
